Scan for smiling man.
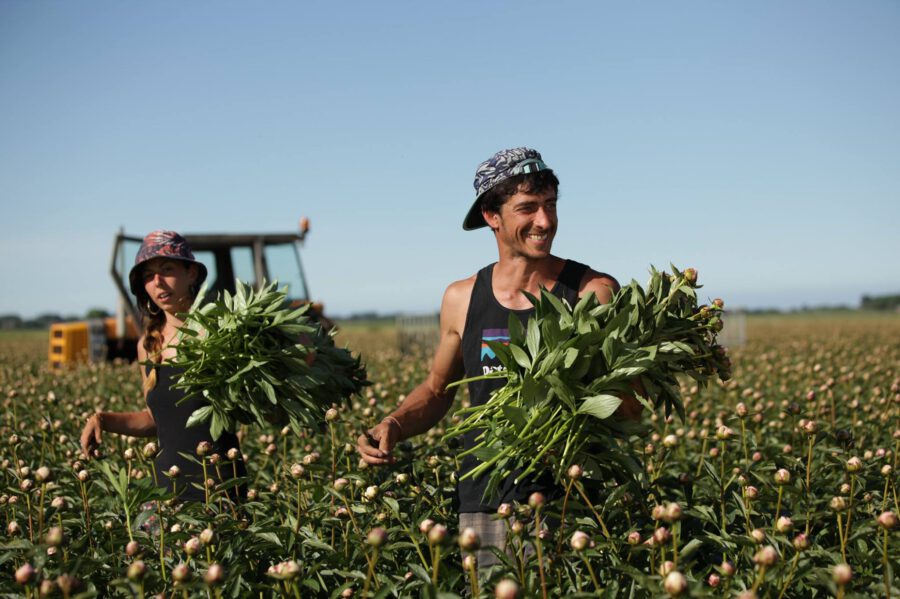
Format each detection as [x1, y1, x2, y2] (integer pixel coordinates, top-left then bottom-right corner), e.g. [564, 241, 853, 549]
[358, 147, 635, 565]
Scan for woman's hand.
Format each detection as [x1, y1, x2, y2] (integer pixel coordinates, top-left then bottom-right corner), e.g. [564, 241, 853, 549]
[80, 414, 104, 457]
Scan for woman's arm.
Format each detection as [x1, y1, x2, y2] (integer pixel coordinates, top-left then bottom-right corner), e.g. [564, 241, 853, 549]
[79, 337, 158, 456]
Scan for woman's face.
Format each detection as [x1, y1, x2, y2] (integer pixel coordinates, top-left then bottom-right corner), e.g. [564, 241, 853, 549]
[142, 258, 198, 313]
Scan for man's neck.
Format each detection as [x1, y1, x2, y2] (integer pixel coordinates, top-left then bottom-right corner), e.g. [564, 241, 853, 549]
[491, 255, 565, 309]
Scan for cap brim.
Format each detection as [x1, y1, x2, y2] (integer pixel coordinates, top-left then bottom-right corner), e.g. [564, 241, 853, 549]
[462, 196, 488, 231]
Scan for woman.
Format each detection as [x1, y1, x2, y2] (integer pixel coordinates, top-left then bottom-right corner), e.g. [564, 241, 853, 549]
[80, 230, 246, 502]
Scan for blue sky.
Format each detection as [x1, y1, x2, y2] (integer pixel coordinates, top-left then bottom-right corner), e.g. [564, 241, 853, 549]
[2, 1, 898, 318]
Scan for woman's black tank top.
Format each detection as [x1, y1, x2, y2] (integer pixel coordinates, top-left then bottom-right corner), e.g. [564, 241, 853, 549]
[457, 259, 588, 513]
[146, 364, 246, 502]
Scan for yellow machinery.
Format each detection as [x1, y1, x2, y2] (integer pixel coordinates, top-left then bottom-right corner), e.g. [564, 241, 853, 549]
[49, 220, 322, 369]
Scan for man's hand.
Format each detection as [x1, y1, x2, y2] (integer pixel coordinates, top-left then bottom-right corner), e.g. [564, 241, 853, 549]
[357, 418, 401, 466]
[80, 414, 103, 457]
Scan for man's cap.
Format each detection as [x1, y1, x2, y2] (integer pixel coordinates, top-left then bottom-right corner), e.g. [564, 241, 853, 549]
[128, 230, 208, 296]
[463, 147, 553, 230]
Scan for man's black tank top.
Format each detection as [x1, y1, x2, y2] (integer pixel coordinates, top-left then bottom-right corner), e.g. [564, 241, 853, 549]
[146, 364, 246, 502]
[457, 259, 588, 513]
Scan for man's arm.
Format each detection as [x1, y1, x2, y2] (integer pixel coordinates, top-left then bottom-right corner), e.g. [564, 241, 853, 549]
[580, 270, 644, 421]
[357, 279, 471, 465]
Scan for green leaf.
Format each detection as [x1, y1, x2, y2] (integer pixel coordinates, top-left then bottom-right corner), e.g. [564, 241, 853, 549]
[509, 344, 532, 370]
[526, 318, 540, 359]
[501, 405, 528, 432]
[578, 394, 622, 420]
[185, 405, 213, 429]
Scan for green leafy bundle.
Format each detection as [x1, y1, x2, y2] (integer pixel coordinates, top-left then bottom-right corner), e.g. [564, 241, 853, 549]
[169, 280, 367, 440]
[445, 265, 731, 499]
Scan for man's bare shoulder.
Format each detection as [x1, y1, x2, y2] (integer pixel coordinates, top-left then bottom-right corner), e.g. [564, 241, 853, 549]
[443, 275, 476, 303]
[579, 268, 621, 304]
[440, 275, 477, 332]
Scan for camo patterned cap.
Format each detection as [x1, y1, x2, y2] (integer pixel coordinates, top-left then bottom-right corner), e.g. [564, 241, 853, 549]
[463, 147, 553, 230]
[128, 230, 208, 296]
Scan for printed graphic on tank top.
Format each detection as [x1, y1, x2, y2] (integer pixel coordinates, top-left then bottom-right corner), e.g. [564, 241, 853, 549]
[457, 259, 588, 513]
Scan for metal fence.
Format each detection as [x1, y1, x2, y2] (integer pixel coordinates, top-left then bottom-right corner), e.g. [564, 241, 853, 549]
[718, 310, 747, 348]
[395, 313, 440, 354]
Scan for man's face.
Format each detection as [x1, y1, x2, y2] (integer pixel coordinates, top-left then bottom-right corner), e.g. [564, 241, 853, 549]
[483, 186, 558, 259]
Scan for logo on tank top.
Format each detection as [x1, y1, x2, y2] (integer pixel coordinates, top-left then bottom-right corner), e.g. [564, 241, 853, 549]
[481, 328, 509, 374]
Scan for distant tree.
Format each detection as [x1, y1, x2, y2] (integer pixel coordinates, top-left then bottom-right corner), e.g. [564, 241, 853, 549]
[25, 313, 65, 329]
[0, 314, 23, 330]
[86, 307, 111, 319]
[861, 294, 900, 311]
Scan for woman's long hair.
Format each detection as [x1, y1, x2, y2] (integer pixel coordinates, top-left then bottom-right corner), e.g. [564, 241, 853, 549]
[135, 266, 198, 395]
[136, 290, 168, 395]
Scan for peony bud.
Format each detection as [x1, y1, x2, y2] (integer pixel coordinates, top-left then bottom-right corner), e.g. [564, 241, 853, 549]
[366, 527, 387, 548]
[753, 545, 778, 567]
[200, 528, 215, 545]
[793, 533, 809, 551]
[196, 441, 212, 457]
[127, 560, 147, 581]
[15, 563, 34, 585]
[204, 563, 224, 586]
[290, 463, 304, 479]
[832, 563, 852, 585]
[775, 517, 793, 533]
[142, 442, 158, 458]
[567, 464, 583, 480]
[494, 578, 520, 599]
[569, 530, 590, 552]
[663, 570, 687, 596]
[171, 562, 192, 584]
[877, 511, 898, 530]
[458, 527, 480, 552]
[750, 528, 766, 544]
[528, 492, 545, 509]
[427, 523, 447, 545]
[774, 468, 791, 485]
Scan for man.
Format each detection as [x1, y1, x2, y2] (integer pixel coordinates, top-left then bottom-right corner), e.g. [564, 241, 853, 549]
[357, 147, 641, 563]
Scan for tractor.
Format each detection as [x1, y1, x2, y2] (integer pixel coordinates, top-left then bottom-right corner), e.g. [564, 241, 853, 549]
[49, 219, 324, 368]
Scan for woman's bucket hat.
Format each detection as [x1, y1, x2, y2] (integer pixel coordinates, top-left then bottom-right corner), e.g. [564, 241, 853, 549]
[128, 230, 208, 296]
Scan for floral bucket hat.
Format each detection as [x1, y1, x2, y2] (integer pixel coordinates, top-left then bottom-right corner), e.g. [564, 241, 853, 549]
[128, 230, 208, 296]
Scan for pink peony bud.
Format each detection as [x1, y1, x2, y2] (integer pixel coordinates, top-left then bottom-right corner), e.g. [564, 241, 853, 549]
[458, 527, 480, 552]
[366, 527, 387, 548]
[204, 563, 224, 586]
[775, 517, 793, 533]
[663, 570, 687, 596]
[753, 546, 778, 567]
[15, 563, 35, 585]
[494, 578, 520, 599]
[418, 519, 435, 534]
[877, 511, 898, 530]
[750, 528, 766, 544]
[832, 563, 852, 585]
[427, 524, 447, 545]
